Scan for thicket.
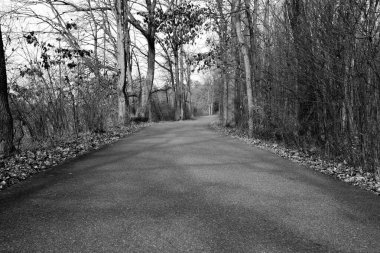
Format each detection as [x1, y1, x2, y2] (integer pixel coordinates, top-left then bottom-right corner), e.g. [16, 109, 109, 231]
[206, 0, 380, 175]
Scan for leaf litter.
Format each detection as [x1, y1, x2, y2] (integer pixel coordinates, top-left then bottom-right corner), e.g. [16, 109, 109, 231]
[0, 122, 151, 191]
[210, 121, 380, 196]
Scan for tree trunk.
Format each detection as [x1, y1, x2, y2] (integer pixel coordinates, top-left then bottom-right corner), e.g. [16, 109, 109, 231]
[233, 0, 255, 138]
[222, 71, 228, 125]
[179, 47, 185, 119]
[231, 10, 242, 125]
[343, 53, 356, 147]
[138, 38, 155, 120]
[126, 23, 133, 118]
[216, 0, 229, 126]
[244, 0, 260, 99]
[116, 0, 127, 125]
[0, 25, 14, 157]
[174, 48, 181, 120]
[186, 58, 193, 118]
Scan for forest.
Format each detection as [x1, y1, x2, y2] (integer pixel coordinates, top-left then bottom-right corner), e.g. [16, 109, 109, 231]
[1, 0, 380, 180]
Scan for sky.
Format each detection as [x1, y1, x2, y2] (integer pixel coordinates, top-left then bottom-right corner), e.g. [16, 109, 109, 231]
[0, 0, 11, 12]
[0, 0, 210, 85]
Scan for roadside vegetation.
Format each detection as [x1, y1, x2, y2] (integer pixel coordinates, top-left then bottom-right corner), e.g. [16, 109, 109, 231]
[211, 121, 380, 195]
[0, 0, 206, 189]
[1, 0, 380, 192]
[0, 123, 149, 190]
[196, 0, 380, 192]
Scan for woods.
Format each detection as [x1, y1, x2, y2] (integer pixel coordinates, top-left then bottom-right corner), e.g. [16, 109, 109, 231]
[1, 0, 380, 178]
[203, 0, 380, 177]
[0, 0, 205, 151]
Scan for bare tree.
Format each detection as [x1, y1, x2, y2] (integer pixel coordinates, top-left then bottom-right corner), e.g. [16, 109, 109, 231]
[233, 0, 255, 138]
[0, 25, 14, 157]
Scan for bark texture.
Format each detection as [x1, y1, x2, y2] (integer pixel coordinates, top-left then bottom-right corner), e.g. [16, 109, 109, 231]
[233, 0, 255, 138]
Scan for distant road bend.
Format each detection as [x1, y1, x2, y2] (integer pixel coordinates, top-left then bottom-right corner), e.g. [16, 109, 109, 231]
[1, 116, 379, 252]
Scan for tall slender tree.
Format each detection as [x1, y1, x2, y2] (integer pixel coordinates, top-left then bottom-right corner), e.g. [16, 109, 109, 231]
[233, 0, 255, 137]
[215, 0, 229, 126]
[0, 25, 14, 157]
[114, 0, 132, 125]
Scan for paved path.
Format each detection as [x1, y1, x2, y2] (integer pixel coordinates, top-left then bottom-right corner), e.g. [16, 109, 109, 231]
[1, 117, 379, 252]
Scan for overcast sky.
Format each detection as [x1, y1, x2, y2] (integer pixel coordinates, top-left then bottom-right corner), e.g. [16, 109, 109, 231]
[0, 0, 209, 85]
[0, 0, 11, 12]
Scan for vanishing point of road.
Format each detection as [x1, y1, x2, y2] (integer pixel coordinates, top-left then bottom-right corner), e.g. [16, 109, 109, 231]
[1, 116, 379, 252]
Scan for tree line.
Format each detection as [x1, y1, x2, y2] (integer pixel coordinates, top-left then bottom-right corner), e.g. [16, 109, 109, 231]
[0, 0, 205, 157]
[1, 0, 380, 178]
[206, 0, 380, 175]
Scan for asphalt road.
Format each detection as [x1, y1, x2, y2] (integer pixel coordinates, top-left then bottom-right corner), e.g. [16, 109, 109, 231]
[1, 116, 379, 253]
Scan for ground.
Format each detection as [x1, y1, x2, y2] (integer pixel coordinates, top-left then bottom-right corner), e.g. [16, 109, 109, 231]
[0, 116, 379, 252]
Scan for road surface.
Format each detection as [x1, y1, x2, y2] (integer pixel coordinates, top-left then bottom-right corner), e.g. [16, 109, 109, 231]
[1, 116, 379, 252]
